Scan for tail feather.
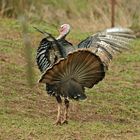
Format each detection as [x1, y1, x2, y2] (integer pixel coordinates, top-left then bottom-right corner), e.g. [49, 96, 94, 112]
[39, 49, 105, 99]
[62, 79, 87, 100]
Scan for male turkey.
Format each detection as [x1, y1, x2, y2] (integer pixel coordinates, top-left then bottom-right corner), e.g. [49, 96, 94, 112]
[36, 24, 135, 125]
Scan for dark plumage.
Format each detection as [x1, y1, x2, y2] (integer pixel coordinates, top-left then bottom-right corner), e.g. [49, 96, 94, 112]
[35, 24, 135, 125]
[36, 37, 73, 72]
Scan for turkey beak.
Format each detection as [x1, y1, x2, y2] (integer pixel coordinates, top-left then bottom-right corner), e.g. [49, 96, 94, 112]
[59, 27, 64, 34]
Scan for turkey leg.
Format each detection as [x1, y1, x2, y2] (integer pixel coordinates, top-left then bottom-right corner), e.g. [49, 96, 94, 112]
[62, 98, 69, 124]
[54, 96, 62, 125]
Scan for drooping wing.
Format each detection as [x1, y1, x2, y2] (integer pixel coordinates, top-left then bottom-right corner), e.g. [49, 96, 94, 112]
[36, 38, 62, 73]
[78, 27, 135, 67]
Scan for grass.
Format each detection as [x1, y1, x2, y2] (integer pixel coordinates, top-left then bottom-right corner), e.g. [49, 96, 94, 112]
[1, 0, 140, 33]
[0, 18, 140, 140]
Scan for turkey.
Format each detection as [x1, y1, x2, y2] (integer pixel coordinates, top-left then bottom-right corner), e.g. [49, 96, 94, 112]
[35, 24, 135, 125]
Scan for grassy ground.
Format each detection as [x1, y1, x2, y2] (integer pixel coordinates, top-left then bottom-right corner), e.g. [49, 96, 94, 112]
[0, 18, 140, 140]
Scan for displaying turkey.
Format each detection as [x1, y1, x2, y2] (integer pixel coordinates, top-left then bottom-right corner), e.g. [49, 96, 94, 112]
[35, 24, 135, 125]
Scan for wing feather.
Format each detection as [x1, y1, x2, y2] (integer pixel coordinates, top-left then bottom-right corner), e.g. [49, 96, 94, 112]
[78, 27, 135, 68]
[36, 38, 59, 72]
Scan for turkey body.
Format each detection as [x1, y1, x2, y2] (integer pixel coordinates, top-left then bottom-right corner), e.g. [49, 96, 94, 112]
[36, 25, 135, 124]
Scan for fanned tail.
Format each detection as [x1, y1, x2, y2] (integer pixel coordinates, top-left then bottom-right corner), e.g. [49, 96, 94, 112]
[39, 50, 105, 100]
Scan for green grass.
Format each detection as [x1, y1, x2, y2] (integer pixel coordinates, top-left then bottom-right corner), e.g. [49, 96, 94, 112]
[0, 18, 140, 140]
